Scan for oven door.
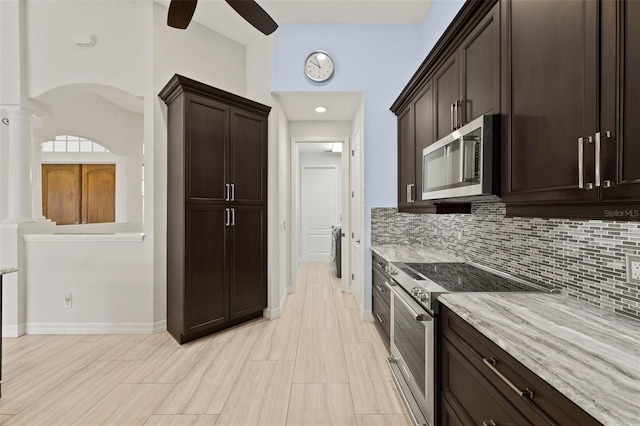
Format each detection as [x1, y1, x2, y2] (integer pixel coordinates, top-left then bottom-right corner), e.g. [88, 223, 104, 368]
[386, 282, 434, 426]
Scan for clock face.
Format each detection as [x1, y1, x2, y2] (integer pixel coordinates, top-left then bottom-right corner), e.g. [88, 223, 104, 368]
[304, 51, 334, 82]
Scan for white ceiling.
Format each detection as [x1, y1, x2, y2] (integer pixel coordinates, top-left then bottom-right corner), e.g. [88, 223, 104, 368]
[157, 0, 434, 45]
[298, 142, 342, 152]
[275, 91, 362, 121]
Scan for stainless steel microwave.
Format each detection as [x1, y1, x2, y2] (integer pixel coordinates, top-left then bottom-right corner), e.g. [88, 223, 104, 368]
[422, 114, 500, 202]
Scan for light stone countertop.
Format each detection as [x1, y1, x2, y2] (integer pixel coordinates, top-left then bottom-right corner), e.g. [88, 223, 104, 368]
[371, 244, 462, 263]
[0, 268, 17, 276]
[438, 293, 640, 426]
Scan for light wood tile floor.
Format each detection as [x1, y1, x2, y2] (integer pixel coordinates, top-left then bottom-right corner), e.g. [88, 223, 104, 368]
[0, 262, 410, 426]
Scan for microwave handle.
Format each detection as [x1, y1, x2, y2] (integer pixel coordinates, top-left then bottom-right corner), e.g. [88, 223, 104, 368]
[459, 137, 465, 183]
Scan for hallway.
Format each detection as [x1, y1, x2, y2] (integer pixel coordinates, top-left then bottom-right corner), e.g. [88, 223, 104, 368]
[0, 262, 410, 425]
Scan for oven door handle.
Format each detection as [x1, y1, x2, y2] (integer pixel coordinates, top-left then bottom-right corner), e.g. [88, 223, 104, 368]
[385, 282, 431, 322]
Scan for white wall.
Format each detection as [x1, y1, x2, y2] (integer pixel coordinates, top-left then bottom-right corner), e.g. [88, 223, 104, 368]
[0, 0, 156, 334]
[289, 121, 352, 139]
[23, 234, 155, 334]
[25, 0, 152, 100]
[272, 2, 466, 313]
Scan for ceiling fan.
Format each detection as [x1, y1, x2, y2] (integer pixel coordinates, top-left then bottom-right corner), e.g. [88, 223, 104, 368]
[167, 0, 278, 35]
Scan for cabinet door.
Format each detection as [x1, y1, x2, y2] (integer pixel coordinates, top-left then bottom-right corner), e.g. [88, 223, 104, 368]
[459, 2, 500, 126]
[397, 105, 415, 208]
[186, 94, 229, 203]
[229, 206, 266, 319]
[440, 337, 530, 426]
[601, 0, 640, 201]
[434, 55, 460, 140]
[185, 205, 229, 333]
[502, 0, 598, 204]
[42, 164, 81, 225]
[414, 82, 435, 204]
[229, 108, 267, 204]
[82, 164, 115, 224]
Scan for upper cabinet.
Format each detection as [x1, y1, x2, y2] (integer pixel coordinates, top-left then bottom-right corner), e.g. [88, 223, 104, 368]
[600, 0, 640, 203]
[503, 0, 640, 219]
[391, 0, 498, 214]
[501, 0, 599, 205]
[436, 3, 500, 138]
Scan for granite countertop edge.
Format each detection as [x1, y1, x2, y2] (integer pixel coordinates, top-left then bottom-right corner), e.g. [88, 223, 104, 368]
[438, 293, 640, 426]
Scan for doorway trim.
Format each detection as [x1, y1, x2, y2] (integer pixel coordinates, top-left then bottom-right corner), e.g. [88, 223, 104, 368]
[290, 136, 351, 293]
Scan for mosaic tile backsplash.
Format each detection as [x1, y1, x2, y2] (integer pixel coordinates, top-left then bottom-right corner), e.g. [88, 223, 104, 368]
[371, 203, 640, 321]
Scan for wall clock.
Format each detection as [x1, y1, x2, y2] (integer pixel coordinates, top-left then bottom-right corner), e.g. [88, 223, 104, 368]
[304, 51, 335, 82]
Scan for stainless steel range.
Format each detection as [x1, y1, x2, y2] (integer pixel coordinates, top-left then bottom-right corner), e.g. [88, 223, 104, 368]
[384, 260, 557, 426]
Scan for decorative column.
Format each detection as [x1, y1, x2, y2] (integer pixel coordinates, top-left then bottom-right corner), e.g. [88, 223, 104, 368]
[31, 138, 44, 220]
[6, 108, 34, 223]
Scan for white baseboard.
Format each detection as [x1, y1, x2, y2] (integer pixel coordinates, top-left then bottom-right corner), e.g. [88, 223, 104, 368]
[2, 324, 25, 337]
[264, 291, 288, 320]
[362, 309, 374, 322]
[24, 322, 160, 335]
[153, 320, 167, 333]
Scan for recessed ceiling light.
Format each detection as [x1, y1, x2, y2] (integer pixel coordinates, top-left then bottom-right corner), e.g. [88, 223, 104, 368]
[331, 143, 343, 153]
[315, 106, 327, 113]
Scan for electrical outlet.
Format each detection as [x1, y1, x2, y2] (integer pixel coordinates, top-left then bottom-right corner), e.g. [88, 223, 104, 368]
[64, 293, 72, 309]
[626, 255, 640, 284]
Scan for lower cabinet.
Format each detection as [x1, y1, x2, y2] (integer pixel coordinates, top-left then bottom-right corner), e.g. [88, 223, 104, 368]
[169, 204, 267, 344]
[439, 305, 601, 426]
[372, 253, 391, 349]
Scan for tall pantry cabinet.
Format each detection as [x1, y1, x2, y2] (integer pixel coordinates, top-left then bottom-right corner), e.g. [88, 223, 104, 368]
[159, 75, 270, 344]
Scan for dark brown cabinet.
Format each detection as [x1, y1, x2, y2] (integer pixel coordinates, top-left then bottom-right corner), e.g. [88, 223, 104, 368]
[371, 253, 391, 349]
[434, 56, 459, 140]
[439, 305, 601, 426]
[459, 3, 500, 125]
[397, 105, 415, 210]
[502, 0, 598, 206]
[436, 2, 500, 138]
[503, 0, 640, 219]
[160, 75, 269, 344]
[600, 0, 640, 203]
[392, 0, 498, 214]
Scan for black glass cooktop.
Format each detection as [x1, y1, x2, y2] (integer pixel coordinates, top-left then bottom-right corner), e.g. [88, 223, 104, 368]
[402, 263, 542, 292]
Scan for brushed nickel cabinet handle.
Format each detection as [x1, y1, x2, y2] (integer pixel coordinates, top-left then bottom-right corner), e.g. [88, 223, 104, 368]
[406, 183, 414, 203]
[483, 358, 533, 399]
[451, 103, 455, 130]
[457, 99, 463, 128]
[225, 183, 230, 201]
[375, 283, 385, 293]
[482, 421, 496, 426]
[375, 313, 385, 324]
[578, 136, 593, 189]
[230, 183, 235, 201]
[225, 208, 230, 226]
[231, 208, 235, 226]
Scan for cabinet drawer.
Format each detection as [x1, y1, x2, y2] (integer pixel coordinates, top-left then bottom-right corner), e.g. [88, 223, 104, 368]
[440, 306, 601, 426]
[372, 291, 391, 341]
[372, 267, 391, 307]
[441, 336, 531, 426]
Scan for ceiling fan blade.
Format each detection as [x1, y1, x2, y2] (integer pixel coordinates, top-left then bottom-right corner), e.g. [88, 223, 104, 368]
[167, 0, 198, 29]
[225, 0, 278, 35]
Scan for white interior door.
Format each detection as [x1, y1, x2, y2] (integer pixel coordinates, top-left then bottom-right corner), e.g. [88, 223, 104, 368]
[301, 165, 338, 262]
[350, 128, 363, 309]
